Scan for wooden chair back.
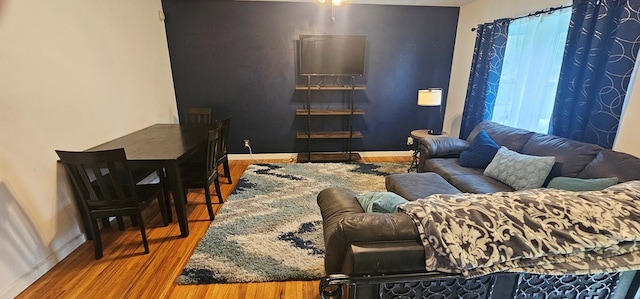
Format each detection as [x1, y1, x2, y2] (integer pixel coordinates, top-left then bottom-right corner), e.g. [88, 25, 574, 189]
[184, 107, 212, 124]
[205, 127, 221, 182]
[179, 127, 223, 220]
[214, 117, 230, 158]
[57, 149, 138, 210]
[56, 148, 164, 258]
[212, 117, 232, 183]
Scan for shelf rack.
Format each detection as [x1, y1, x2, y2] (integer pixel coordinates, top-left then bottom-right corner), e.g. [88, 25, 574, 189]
[295, 75, 365, 163]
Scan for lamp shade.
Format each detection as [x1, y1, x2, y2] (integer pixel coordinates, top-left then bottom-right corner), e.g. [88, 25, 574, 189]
[417, 88, 442, 106]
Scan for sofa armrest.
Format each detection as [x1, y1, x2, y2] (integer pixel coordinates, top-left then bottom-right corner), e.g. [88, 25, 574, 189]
[344, 241, 426, 275]
[417, 137, 469, 172]
[418, 136, 469, 158]
[317, 188, 420, 275]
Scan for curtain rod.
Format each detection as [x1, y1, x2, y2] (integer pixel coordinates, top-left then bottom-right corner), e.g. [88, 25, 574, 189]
[513, 4, 572, 21]
[471, 4, 572, 31]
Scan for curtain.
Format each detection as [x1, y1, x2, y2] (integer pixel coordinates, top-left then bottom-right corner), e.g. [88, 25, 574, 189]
[550, 0, 640, 149]
[459, 19, 510, 139]
[492, 8, 571, 133]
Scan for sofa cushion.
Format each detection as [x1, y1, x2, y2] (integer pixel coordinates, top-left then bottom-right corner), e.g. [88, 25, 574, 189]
[467, 121, 535, 152]
[385, 173, 461, 201]
[460, 130, 500, 169]
[423, 158, 485, 178]
[484, 147, 555, 190]
[421, 160, 513, 193]
[520, 133, 603, 177]
[578, 150, 640, 182]
[356, 192, 408, 213]
[448, 174, 514, 193]
[547, 176, 618, 191]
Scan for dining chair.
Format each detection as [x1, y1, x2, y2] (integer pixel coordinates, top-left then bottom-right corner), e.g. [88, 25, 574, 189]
[214, 117, 232, 184]
[184, 107, 213, 125]
[179, 127, 224, 220]
[56, 149, 169, 259]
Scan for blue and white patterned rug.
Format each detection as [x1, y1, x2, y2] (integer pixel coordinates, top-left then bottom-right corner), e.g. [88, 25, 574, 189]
[176, 162, 408, 284]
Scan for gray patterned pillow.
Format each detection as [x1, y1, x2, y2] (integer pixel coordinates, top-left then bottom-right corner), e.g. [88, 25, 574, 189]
[484, 146, 555, 190]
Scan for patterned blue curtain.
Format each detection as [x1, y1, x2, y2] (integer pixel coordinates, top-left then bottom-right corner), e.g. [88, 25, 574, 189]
[459, 19, 510, 139]
[550, 0, 640, 148]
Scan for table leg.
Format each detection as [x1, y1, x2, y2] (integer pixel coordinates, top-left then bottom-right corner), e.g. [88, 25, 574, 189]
[165, 162, 189, 237]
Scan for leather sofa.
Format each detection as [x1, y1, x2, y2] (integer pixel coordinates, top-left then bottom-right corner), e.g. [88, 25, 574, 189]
[415, 121, 640, 193]
[317, 122, 640, 299]
[318, 186, 640, 299]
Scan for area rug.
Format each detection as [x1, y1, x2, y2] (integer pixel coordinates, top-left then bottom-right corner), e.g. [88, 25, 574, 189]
[176, 162, 408, 284]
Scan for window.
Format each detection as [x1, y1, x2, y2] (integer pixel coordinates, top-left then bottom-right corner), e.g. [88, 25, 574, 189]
[491, 8, 571, 133]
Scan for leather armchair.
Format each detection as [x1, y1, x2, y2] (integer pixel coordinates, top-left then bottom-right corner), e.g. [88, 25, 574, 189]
[318, 187, 422, 276]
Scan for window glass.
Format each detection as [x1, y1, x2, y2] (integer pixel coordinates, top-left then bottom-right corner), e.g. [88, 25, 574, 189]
[492, 8, 571, 133]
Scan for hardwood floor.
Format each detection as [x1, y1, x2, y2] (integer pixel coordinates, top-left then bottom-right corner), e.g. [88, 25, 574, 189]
[17, 156, 411, 299]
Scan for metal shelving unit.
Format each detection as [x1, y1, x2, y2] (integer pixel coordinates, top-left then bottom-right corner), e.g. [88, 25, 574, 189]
[296, 75, 365, 162]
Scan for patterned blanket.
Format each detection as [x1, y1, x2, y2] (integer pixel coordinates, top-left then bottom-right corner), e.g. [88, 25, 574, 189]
[398, 181, 640, 277]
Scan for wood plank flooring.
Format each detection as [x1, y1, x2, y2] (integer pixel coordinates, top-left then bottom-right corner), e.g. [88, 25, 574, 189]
[17, 156, 411, 299]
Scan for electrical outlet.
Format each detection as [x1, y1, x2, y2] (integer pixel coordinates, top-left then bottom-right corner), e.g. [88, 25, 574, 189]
[244, 139, 250, 148]
[406, 136, 413, 146]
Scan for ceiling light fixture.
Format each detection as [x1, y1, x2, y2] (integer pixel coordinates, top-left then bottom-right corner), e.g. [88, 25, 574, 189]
[317, 0, 346, 22]
[317, 0, 346, 5]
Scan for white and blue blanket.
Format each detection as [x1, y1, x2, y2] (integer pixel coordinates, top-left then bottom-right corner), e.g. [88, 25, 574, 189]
[399, 181, 640, 277]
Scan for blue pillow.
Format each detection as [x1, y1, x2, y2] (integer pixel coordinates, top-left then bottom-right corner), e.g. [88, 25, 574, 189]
[356, 192, 408, 213]
[459, 130, 500, 169]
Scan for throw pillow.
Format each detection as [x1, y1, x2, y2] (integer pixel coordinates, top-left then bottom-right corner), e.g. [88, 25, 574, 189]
[459, 130, 500, 169]
[355, 192, 408, 213]
[484, 146, 555, 190]
[547, 176, 618, 191]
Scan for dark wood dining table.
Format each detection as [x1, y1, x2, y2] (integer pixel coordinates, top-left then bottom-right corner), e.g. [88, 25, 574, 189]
[86, 123, 215, 237]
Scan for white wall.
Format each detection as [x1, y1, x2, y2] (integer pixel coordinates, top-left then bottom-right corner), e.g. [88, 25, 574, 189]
[614, 55, 640, 157]
[0, 0, 177, 297]
[446, 0, 640, 158]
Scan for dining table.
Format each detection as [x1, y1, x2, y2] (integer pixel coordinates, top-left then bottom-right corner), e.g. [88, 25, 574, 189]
[86, 123, 215, 237]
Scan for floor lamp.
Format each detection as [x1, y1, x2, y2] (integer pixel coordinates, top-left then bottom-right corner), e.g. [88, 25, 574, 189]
[418, 88, 443, 135]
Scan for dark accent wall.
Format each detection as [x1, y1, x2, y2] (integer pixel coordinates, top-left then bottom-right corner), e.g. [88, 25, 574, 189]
[162, 0, 459, 154]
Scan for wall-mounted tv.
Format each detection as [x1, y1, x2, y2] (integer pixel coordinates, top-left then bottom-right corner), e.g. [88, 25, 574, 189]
[299, 35, 366, 76]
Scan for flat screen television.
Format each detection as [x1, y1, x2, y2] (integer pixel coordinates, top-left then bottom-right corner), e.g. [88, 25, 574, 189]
[299, 35, 366, 76]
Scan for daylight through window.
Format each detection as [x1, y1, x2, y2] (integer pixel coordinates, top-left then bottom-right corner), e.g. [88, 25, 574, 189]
[491, 8, 571, 133]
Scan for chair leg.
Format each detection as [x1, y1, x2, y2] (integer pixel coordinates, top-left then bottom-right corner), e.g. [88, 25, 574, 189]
[183, 188, 189, 204]
[203, 184, 215, 221]
[90, 219, 104, 259]
[223, 158, 232, 184]
[136, 211, 149, 254]
[117, 216, 126, 230]
[130, 216, 138, 227]
[214, 176, 224, 204]
[102, 217, 111, 228]
[164, 196, 173, 224]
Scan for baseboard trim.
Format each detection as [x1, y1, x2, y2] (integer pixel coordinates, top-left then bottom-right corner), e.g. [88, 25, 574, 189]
[228, 153, 297, 161]
[228, 151, 412, 161]
[2, 233, 87, 299]
[357, 151, 413, 157]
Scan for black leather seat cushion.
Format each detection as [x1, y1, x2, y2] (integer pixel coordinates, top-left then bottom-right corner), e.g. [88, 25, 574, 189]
[385, 172, 461, 201]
